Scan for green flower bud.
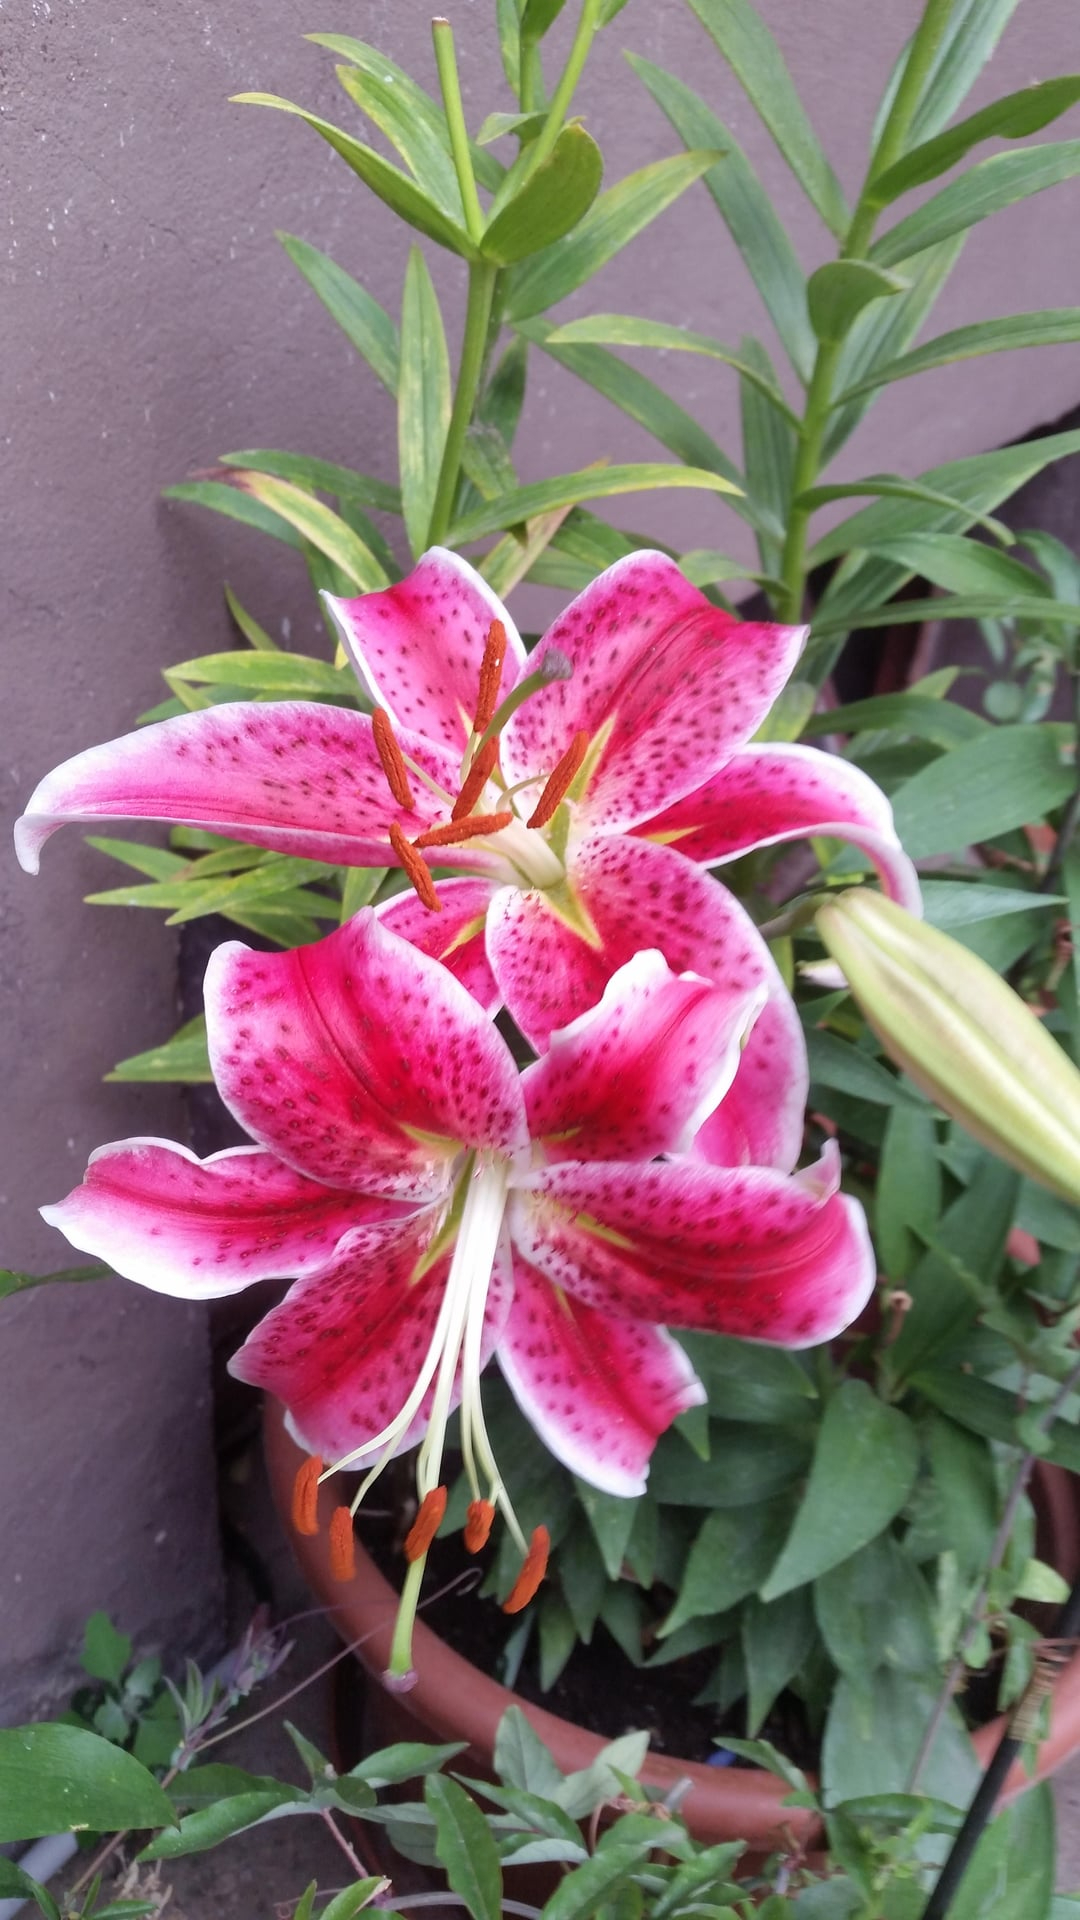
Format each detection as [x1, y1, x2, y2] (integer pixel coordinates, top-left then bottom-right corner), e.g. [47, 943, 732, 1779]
[816, 889, 1080, 1206]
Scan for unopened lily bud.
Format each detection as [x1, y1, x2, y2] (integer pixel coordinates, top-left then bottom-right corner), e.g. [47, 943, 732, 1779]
[816, 889, 1080, 1206]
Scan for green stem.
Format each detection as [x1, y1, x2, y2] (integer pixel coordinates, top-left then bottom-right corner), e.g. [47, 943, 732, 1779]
[519, 38, 545, 113]
[432, 19, 485, 248]
[388, 1553, 427, 1680]
[426, 261, 499, 547]
[525, 0, 602, 176]
[776, 0, 958, 623]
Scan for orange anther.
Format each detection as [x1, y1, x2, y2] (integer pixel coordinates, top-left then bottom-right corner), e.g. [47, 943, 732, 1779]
[388, 821, 443, 914]
[404, 1486, 448, 1563]
[291, 1454, 323, 1537]
[413, 811, 513, 851]
[451, 737, 500, 822]
[527, 730, 590, 830]
[329, 1505, 356, 1582]
[372, 708, 415, 811]
[474, 619, 508, 732]
[502, 1525, 550, 1614]
[464, 1499, 495, 1554]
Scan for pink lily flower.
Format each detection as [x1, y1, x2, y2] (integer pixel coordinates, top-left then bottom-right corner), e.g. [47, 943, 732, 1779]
[16, 550, 920, 1065]
[42, 912, 874, 1680]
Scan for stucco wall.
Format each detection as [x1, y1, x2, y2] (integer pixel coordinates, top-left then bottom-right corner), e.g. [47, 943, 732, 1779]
[4, 0, 1079, 1715]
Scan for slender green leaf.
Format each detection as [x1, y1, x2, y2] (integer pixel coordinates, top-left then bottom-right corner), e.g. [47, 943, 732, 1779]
[321, 1883, 396, 1920]
[948, 1782, 1055, 1920]
[308, 33, 503, 193]
[649, 1422, 810, 1508]
[872, 77, 1080, 204]
[761, 1382, 920, 1599]
[448, 461, 739, 543]
[424, 1776, 502, 1920]
[398, 247, 451, 557]
[906, 0, 1023, 146]
[823, 236, 965, 461]
[922, 879, 1065, 930]
[871, 142, 1080, 269]
[0, 1263, 110, 1301]
[890, 1157, 1019, 1377]
[739, 335, 795, 575]
[142, 1789, 305, 1859]
[891, 724, 1075, 859]
[837, 308, 1080, 401]
[811, 593, 1080, 643]
[684, 0, 848, 235]
[493, 1707, 565, 1798]
[333, 62, 463, 221]
[912, 1371, 1080, 1473]
[541, 1846, 656, 1920]
[876, 1108, 942, 1281]
[483, 125, 603, 264]
[659, 1499, 795, 1637]
[675, 1333, 816, 1424]
[163, 479, 304, 548]
[164, 650, 356, 701]
[545, 314, 801, 424]
[626, 52, 814, 380]
[278, 233, 400, 393]
[857, 531, 1049, 599]
[224, 583, 278, 651]
[815, 1535, 936, 1681]
[0, 1726, 176, 1843]
[800, 472, 1012, 543]
[0, 1859, 60, 1920]
[742, 1589, 816, 1734]
[801, 691, 985, 747]
[233, 94, 475, 256]
[807, 1029, 921, 1109]
[680, 548, 771, 588]
[108, 1015, 212, 1085]
[807, 262, 908, 343]
[349, 1739, 467, 1788]
[82, 1612, 133, 1685]
[220, 449, 400, 516]
[822, 1668, 976, 1808]
[505, 151, 719, 321]
[521, 0, 569, 39]
[229, 472, 388, 589]
[480, 503, 574, 597]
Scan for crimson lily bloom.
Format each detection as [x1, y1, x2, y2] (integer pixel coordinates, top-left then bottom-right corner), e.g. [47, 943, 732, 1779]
[43, 912, 873, 1679]
[16, 549, 919, 1064]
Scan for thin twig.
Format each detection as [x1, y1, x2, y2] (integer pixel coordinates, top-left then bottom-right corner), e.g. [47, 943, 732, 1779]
[908, 1348, 1080, 1791]
[319, 1808, 380, 1885]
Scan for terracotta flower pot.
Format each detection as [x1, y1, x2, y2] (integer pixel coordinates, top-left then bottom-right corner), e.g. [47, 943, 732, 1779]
[264, 1401, 1080, 1854]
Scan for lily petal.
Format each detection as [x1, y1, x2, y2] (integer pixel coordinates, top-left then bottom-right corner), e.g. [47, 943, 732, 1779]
[231, 1211, 514, 1465]
[205, 912, 528, 1200]
[486, 833, 785, 1053]
[14, 702, 462, 875]
[510, 1142, 875, 1346]
[500, 552, 807, 832]
[523, 949, 765, 1162]
[325, 547, 527, 754]
[638, 744, 922, 914]
[499, 1254, 705, 1497]
[376, 877, 499, 1013]
[40, 1140, 397, 1297]
[692, 970, 808, 1173]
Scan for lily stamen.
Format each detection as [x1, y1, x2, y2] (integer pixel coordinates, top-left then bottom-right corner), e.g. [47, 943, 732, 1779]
[464, 1499, 495, 1553]
[474, 619, 508, 732]
[503, 1526, 550, 1614]
[329, 1505, 357, 1582]
[451, 736, 500, 821]
[388, 822, 443, 913]
[413, 811, 513, 851]
[372, 708, 415, 810]
[527, 730, 591, 830]
[291, 1454, 323, 1537]
[404, 1486, 448, 1562]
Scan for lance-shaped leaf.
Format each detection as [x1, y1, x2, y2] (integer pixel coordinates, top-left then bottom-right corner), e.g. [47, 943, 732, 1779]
[163, 478, 305, 548]
[278, 233, 400, 393]
[108, 1014, 213, 1085]
[232, 93, 476, 257]
[871, 141, 1080, 269]
[824, 234, 964, 462]
[505, 151, 720, 321]
[904, 0, 1022, 147]
[333, 62, 465, 222]
[871, 76, 1080, 205]
[627, 52, 814, 382]
[545, 314, 801, 425]
[482, 124, 603, 264]
[221, 449, 401, 516]
[798, 473, 1012, 543]
[309, 32, 504, 192]
[835, 308, 1080, 401]
[227, 472, 389, 590]
[398, 249, 452, 557]
[447, 461, 740, 544]
[807, 261, 908, 344]
[852, 531, 1050, 600]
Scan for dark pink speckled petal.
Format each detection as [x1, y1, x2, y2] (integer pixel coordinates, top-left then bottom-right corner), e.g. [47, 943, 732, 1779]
[691, 969, 809, 1174]
[376, 876, 500, 1013]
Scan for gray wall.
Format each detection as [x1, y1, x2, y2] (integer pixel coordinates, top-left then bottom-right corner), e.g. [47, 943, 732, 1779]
[4, 0, 1079, 1715]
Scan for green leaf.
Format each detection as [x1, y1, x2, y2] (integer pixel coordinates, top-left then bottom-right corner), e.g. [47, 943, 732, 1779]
[891, 724, 1075, 860]
[922, 879, 1065, 932]
[822, 1668, 976, 1808]
[229, 473, 389, 589]
[799, 472, 1012, 544]
[521, 0, 569, 39]
[871, 142, 1080, 270]
[836, 308, 1080, 402]
[815, 1535, 937, 1682]
[948, 1782, 1055, 1920]
[164, 649, 357, 701]
[398, 247, 452, 557]
[876, 1108, 942, 1281]
[806, 1030, 921, 1109]
[810, 592, 1080, 645]
[858, 531, 1050, 599]
[220, 449, 400, 517]
[742, 1589, 816, 1734]
[82, 1612, 133, 1686]
[801, 689, 986, 749]
[890, 1157, 1019, 1378]
[308, 33, 503, 194]
[684, 0, 848, 236]
[824, 236, 966, 462]
[0, 1859, 60, 1920]
[807, 262, 908, 344]
[545, 315, 801, 424]
[760, 1382, 920, 1599]
[0, 1725, 176, 1843]
[505, 151, 719, 322]
[483, 125, 603, 264]
[573, 1479, 639, 1580]
[141, 1788, 304, 1859]
[224, 583, 278, 651]
[333, 62, 463, 222]
[541, 1845, 656, 1920]
[163, 479, 304, 548]
[674, 1333, 816, 1424]
[904, 0, 1023, 147]
[320, 1882, 396, 1920]
[233, 94, 475, 257]
[278, 234, 400, 393]
[448, 461, 739, 543]
[493, 1707, 565, 1797]
[424, 1776, 502, 1920]
[626, 54, 814, 381]
[872, 77, 1080, 205]
[739, 336, 795, 575]
[648, 1422, 810, 1508]
[538, 1590, 578, 1689]
[913, 1370, 1080, 1474]
[0, 1263, 110, 1300]
[658, 1497, 795, 1637]
[108, 1014, 208, 1085]
[349, 1739, 467, 1788]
